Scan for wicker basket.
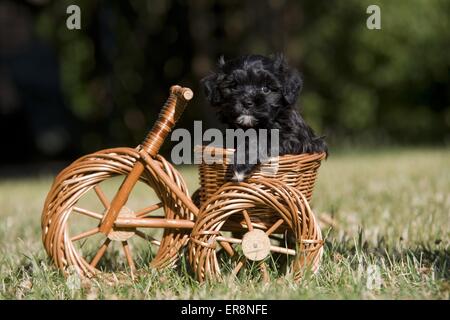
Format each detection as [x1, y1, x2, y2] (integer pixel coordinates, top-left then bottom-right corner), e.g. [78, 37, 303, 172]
[190, 146, 326, 281]
[195, 145, 326, 206]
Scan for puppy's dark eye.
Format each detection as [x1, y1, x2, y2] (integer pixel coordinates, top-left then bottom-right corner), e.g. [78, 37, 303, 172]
[261, 86, 270, 94]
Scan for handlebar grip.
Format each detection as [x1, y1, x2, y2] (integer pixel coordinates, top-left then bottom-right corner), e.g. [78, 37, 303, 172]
[141, 85, 193, 156]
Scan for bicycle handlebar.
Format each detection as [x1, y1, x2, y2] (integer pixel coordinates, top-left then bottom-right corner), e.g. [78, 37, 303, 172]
[141, 85, 193, 156]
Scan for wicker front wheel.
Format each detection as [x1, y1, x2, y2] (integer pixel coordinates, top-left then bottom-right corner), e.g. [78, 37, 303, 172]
[41, 147, 192, 277]
[189, 179, 324, 282]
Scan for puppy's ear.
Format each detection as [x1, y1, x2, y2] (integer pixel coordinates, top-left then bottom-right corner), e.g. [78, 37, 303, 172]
[283, 69, 302, 105]
[201, 56, 226, 106]
[274, 54, 303, 105]
[201, 72, 221, 106]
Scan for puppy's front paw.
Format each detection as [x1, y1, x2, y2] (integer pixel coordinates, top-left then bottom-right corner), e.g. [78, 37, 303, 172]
[311, 137, 328, 155]
[231, 170, 246, 182]
[230, 164, 255, 182]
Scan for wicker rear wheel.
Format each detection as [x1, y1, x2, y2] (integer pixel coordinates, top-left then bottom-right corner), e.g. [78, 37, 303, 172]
[41, 147, 193, 277]
[189, 179, 323, 282]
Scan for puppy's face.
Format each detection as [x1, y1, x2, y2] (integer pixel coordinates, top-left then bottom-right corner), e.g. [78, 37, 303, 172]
[202, 54, 302, 128]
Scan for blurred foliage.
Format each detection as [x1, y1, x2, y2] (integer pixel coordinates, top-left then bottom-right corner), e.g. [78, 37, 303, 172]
[2, 0, 449, 161]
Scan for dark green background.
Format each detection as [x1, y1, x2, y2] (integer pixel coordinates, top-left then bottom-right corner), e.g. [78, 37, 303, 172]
[0, 0, 448, 164]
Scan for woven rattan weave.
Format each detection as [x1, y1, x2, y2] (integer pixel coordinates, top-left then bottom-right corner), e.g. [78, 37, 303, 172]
[41, 85, 326, 282]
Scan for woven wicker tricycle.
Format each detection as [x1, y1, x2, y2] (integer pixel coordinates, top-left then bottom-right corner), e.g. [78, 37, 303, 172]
[42, 85, 326, 282]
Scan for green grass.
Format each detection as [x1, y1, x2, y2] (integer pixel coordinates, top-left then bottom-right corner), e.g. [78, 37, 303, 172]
[0, 148, 448, 299]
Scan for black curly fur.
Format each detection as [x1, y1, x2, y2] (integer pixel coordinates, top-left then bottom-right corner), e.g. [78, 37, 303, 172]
[201, 54, 327, 181]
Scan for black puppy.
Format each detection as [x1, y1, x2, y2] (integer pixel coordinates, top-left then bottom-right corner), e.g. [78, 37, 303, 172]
[201, 54, 327, 181]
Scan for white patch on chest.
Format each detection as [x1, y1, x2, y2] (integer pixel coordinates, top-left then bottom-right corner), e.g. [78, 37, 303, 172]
[237, 115, 256, 127]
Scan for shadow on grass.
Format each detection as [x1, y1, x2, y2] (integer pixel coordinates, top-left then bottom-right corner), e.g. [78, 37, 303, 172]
[325, 228, 449, 280]
[8, 231, 449, 287]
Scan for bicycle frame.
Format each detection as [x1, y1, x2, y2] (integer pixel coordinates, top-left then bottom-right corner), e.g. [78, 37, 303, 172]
[98, 85, 199, 235]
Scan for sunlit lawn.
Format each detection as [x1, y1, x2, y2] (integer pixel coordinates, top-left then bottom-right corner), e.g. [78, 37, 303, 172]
[0, 148, 448, 299]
